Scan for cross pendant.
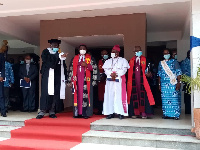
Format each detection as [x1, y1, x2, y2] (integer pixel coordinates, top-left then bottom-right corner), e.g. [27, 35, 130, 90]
[80, 66, 81, 72]
[136, 67, 138, 71]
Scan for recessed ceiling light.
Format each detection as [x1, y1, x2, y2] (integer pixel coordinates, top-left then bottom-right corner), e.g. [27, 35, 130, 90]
[0, 3, 3, 5]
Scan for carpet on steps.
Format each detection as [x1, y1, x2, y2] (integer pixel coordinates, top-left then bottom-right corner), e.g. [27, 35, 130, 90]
[0, 112, 103, 150]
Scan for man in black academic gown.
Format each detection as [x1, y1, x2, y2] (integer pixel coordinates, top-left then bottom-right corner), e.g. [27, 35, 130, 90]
[19, 54, 38, 112]
[36, 39, 68, 119]
[0, 52, 7, 117]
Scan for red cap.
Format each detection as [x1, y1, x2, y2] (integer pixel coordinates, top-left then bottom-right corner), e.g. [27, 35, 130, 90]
[112, 45, 120, 52]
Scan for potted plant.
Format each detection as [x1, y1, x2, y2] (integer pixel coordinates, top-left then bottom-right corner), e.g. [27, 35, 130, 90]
[181, 67, 200, 139]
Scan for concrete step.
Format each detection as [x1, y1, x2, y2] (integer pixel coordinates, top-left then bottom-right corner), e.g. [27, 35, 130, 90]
[0, 126, 21, 138]
[82, 130, 200, 150]
[91, 118, 194, 136]
[71, 143, 178, 150]
[0, 120, 25, 126]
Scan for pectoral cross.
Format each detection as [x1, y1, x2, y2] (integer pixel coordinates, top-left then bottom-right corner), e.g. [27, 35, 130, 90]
[136, 67, 139, 71]
[80, 66, 82, 72]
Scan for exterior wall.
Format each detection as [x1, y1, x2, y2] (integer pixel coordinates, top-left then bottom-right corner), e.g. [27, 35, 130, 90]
[60, 41, 75, 108]
[40, 14, 146, 61]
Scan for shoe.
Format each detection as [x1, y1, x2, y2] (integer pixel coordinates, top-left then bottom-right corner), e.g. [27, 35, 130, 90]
[73, 115, 82, 118]
[49, 114, 57, 118]
[36, 115, 44, 119]
[1, 113, 7, 117]
[132, 116, 137, 119]
[142, 116, 147, 119]
[162, 116, 169, 119]
[106, 114, 114, 119]
[84, 116, 89, 119]
[174, 117, 179, 120]
[119, 115, 124, 120]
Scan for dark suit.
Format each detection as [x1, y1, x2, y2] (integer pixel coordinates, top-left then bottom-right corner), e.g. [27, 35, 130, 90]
[0, 53, 6, 114]
[19, 63, 38, 111]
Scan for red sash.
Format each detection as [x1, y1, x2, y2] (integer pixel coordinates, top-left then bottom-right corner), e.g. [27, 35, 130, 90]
[127, 56, 155, 105]
[73, 54, 92, 107]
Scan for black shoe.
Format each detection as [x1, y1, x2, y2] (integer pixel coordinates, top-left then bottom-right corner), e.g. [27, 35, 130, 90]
[49, 114, 57, 118]
[73, 115, 82, 118]
[119, 115, 124, 120]
[162, 116, 169, 119]
[21, 110, 29, 112]
[106, 114, 114, 119]
[36, 115, 44, 119]
[1, 113, 7, 117]
[84, 116, 89, 119]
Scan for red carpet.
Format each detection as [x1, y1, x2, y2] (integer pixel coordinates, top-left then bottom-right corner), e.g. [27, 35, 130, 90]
[0, 113, 103, 150]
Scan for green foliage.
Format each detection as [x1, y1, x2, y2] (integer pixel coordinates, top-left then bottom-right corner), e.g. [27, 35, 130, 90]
[181, 67, 200, 94]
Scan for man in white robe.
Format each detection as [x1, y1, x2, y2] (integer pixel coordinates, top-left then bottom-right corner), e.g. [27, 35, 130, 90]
[102, 45, 130, 119]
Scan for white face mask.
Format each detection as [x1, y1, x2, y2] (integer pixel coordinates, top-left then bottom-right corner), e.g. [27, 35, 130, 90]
[111, 53, 116, 58]
[80, 49, 86, 55]
[26, 60, 31, 64]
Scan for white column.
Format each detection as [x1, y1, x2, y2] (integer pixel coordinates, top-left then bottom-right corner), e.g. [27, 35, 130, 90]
[191, 0, 200, 126]
[191, 0, 200, 109]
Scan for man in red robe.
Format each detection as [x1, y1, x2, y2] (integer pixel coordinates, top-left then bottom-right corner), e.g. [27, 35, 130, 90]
[127, 46, 155, 119]
[97, 50, 109, 115]
[68, 44, 98, 119]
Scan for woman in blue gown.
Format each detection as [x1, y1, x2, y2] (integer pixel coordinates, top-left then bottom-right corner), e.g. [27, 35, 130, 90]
[158, 49, 182, 120]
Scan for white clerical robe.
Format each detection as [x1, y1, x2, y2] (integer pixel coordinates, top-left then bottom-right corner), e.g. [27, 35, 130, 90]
[102, 57, 130, 116]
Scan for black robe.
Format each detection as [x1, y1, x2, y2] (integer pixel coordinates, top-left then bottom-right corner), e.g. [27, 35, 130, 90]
[54, 59, 67, 113]
[40, 49, 65, 111]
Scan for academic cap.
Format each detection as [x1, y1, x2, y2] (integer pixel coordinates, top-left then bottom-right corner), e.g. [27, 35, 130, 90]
[48, 39, 61, 44]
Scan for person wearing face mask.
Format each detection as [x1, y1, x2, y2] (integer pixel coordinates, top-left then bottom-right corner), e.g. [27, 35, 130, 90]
[127, 46, 155, 119]
[36, 39, 68, 119]
[19, 54, 38, 112]
[158, 49, 182, 120]
[68, 44, 98, 119]
[96, 50, 109, 115]
[102, 45, 129, 120]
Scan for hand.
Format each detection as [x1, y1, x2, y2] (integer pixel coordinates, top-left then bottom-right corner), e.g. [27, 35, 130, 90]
[176, 82, 181, 91]
[61, 53, 68, 58]
[110, 72, 117, 78]
[27, 78, 30, 83]
[24, 77, 28, 82]
[146, 72, 152, 78]
[69, 83, 73, 88]
[0, 77, 3, 82]
[81, 62, 87, 67]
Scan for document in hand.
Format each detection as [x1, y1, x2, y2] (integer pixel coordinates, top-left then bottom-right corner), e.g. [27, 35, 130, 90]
[20, 79, 31, 88]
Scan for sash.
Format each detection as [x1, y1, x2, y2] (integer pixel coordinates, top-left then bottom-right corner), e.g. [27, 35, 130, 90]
[59, 52, 66, 99]
[161, 60, 177, 85]
[48, 68, 54, 95]
[121, 75, 127, 113]
[127, 56, 155, 105]
[73, 54, 92, 107]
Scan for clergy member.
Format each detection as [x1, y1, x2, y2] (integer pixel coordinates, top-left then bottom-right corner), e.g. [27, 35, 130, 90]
[97, 50, 109, 115]
[127, 46, 155, 119]
[36, 39, 68, 119]
[68, 44, 98, 119]
[102, 45, 129, 120]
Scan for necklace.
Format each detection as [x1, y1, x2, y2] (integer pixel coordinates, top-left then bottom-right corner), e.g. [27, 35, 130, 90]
[111, 57, 119, 71]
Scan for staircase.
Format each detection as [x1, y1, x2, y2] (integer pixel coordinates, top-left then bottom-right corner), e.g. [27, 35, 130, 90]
[82, 116, 200, 150]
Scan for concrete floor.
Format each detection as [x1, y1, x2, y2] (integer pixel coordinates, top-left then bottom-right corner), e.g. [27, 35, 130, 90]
[0, 111, 37, 122]
[92, 109, 192, 130]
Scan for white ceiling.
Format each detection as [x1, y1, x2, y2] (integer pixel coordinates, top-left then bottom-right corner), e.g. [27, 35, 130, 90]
[60, 35, 124, 48]
[0, 0, 190, 46]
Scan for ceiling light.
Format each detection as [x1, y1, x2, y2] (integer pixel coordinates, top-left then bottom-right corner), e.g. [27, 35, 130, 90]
[0, 3, 3, 5]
